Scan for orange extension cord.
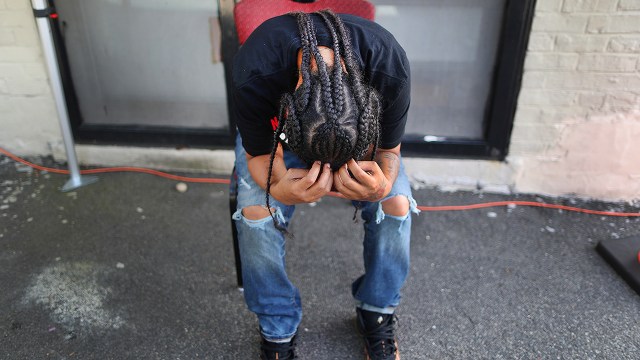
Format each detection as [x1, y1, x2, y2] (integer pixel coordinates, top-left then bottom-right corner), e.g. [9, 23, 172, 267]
[1, 146, 639, 217]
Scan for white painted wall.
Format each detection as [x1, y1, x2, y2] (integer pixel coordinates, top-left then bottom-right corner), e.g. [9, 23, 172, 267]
[0, 0, 61, 155]
[509, 0, 640, 200]
[1, 0, 639, 201]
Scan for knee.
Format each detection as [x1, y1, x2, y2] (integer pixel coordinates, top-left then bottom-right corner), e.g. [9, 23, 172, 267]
[381, 196, 410, 217]
[241, 205, 274, 221]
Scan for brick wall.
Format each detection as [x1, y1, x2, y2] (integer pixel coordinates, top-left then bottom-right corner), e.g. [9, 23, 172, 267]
[0, 0, 60, 156]
[509, 0, 640, 200]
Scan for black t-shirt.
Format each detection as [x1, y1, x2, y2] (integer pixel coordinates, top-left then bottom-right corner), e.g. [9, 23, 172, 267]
[232, 13, 410, 157]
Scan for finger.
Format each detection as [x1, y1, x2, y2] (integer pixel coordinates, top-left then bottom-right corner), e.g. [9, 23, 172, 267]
[292, 161, 319, 190]
[355, 161, 385, 187]
[337, 163, 359, 188]
[355, 160, 382, 174]
[348, 159, 375, 185]
[318, 163, 333, 192]
[342, 161, 372, 193]
[308, 163, 332, 194]
[332, 172, 343, 190]
[304, 161, 322, 187]
[334, 169, 360, 199]
[323, 170, 334, 193]
[286, 168, 309, 180]
[332, 176, 351, 198]
[287, 169, 314, 192]
[316, 164, 333, 194]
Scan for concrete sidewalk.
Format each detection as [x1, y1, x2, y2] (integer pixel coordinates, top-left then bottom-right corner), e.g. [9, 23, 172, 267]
[1, 155, 639, 359]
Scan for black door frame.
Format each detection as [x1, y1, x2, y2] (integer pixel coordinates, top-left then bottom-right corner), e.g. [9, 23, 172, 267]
[50, 0, 536, 159]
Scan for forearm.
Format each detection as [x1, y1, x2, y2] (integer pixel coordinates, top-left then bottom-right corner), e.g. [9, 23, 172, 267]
[246, 144, 286, 191]
[374, 146, 401, 198]
[247, 147, 332, 206]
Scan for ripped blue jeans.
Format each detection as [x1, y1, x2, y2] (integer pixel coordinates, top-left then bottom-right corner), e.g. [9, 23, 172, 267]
[232, 134, 419, 342]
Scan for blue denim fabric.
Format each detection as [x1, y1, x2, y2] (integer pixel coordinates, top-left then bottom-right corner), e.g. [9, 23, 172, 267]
[232, 133, 419, 341]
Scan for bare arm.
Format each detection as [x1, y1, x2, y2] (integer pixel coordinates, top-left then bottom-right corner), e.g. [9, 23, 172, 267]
[246, 144, 333, 206]
[333, 144, 401, 202]
[246, 143, 287, 190]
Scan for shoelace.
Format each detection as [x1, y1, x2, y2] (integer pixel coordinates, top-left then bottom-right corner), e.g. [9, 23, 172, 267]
[363, 316, 398, 359]
[260, 337, 297, 360]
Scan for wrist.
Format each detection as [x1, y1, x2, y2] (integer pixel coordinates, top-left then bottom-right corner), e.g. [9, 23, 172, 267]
[269, 180, 297, 206]
[268, 179, 283, 200]
[363, 176, 391, 202]
[375, 176, 392, 201]
[381, 176, 393, 199]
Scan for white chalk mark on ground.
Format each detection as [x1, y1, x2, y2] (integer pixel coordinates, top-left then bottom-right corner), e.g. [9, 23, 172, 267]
[23, 262, 126, 332]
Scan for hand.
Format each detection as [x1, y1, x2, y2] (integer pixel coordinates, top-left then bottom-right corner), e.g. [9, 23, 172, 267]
[333, 159, 390, 201]
[270, 161, 333, 205]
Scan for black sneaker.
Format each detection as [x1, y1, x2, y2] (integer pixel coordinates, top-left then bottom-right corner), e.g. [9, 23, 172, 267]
[356, 308, 400, 360]
[260, 334, 297, 360]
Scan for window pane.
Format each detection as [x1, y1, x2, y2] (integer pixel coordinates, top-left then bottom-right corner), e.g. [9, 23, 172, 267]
[371, 0, 506, 139]
[56, 0, 228, 129]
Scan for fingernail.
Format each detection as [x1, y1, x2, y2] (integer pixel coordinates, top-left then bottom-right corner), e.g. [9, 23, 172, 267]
[315, 161, 321, 165]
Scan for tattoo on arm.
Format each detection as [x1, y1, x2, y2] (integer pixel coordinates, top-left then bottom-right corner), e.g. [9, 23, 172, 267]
[376, 151, 400, 182]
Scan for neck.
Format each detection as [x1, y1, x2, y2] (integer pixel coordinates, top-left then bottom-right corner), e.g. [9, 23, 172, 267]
[296, 46, 347, 89]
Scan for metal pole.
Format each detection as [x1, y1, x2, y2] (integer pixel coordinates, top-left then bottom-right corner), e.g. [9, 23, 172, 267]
[31, 0, 97, 191]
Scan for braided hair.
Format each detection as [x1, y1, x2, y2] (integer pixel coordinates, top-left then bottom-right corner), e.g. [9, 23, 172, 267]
[266, 10, 382, 232]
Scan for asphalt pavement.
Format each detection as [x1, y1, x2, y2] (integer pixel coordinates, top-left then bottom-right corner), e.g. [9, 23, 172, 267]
[1, 155, 639, 359]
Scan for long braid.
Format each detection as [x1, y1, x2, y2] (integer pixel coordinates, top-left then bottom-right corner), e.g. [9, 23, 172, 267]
[317, 11, 345, 115]
[316, 11, 345, 116]
[319, 10, 366, 106]
[315, 11, 358, 163]
[362, 91, 381, 160]
[305, 15, 336, 120]
[319, 10, 380, 161]
[295, 12, 334, 115]
[264, 10, 384, 234]
[294, 13, 313, 112]
[293, 11, 347, 164]
[265, 98, 292, 236]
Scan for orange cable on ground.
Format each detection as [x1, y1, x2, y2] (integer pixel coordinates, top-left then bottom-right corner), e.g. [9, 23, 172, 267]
[0, 146, 229, 184]
[416, 201, 640, 217]
[1, 146, 639, 217]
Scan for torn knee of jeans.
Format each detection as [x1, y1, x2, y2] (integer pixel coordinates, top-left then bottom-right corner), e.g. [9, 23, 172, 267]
[374, 195, 421, 224]
[232, 206, 285, 228]
[381, 196, 411, 217]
